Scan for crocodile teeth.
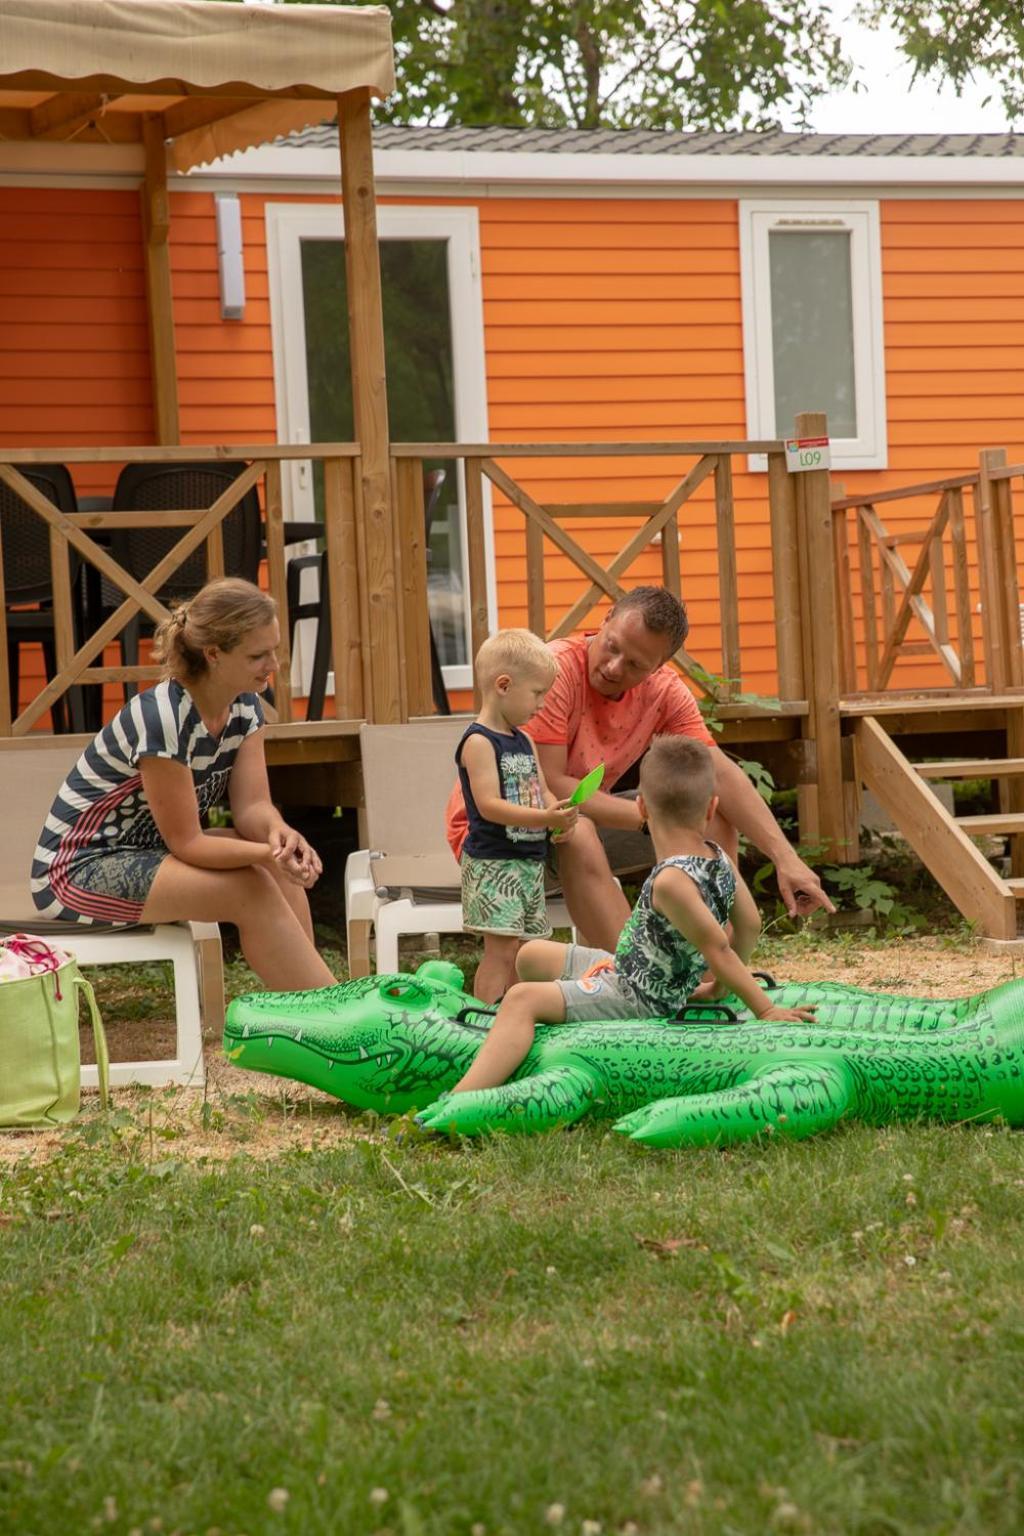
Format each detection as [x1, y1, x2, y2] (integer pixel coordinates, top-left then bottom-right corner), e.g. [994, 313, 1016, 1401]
[359, 1046, 368, 1060]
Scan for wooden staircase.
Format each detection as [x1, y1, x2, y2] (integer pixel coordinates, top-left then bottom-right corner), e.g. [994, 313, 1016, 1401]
[854, 715, 1024, 940]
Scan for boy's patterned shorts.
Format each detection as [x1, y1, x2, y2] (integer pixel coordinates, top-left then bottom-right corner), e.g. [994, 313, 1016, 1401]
[555, 944, 651, 1024]
[460, 854, 552, 939]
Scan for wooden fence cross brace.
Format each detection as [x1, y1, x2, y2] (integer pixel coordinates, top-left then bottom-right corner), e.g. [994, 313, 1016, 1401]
[0, 458, 266, 735]
[860, 495, 962, 688]
[482, 454, 725, 700]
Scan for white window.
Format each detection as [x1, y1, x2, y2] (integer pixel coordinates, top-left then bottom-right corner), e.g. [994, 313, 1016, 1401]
[266, 203, 493, 695]
[740, 200, 887, 472]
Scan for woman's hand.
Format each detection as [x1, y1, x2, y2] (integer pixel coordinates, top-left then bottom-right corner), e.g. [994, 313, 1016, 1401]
[268, 826, 323, 888]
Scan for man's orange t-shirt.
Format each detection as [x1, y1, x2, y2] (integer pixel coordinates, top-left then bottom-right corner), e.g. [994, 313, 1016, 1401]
[444, 634, 713, 860]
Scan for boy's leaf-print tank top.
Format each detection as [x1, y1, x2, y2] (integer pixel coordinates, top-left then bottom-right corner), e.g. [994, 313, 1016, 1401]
[614, 844, 735, 1014]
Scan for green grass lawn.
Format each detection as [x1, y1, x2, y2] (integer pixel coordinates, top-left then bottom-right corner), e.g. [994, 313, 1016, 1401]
[4, 1093, 1024, 1534]
[3, 924, 1024, 1535]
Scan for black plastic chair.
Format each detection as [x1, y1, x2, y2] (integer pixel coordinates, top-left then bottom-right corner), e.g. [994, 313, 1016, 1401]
[97, 461, 263, 697]
[286, 532, 333, 723]
[423, 468, 451, 716]
[1, 462, 85, 732]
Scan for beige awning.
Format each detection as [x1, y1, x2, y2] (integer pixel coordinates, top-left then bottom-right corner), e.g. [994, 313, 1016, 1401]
[0, 0, 395, 171]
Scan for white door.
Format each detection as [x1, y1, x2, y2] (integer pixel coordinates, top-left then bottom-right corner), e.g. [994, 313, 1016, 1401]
[267, 203, 493, 694]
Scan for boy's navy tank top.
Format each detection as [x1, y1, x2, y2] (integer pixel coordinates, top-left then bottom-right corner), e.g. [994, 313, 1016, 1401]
[455, 722, 547, 861]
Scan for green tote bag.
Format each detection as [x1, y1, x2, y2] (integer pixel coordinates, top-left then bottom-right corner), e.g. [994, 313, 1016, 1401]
[0, 941, 109, 1128]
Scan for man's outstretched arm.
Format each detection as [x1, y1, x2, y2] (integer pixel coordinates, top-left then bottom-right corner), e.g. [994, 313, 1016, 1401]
[708, 746, 836, 918]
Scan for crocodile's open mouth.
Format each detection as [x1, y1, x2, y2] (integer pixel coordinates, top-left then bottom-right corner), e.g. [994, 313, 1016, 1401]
[224, 1023, 407, 1073]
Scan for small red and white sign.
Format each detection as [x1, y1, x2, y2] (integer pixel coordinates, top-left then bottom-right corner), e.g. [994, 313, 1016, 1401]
[784, 436, 831, 473]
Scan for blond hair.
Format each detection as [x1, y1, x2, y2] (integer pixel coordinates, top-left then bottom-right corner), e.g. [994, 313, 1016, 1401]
[474, 628, 557, 691]
[639, 736, 716, 829]
[152, 577, 277, 684]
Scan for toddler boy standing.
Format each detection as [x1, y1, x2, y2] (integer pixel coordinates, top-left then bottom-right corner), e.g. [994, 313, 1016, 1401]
[437, 735, 816, 1104]
[457, 630, 578, 1003]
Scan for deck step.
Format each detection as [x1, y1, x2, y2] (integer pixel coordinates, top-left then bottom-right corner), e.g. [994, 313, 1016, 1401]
[1008, 879, 1024, 898]
[916, 758, 1024, 779]
[956, 813, 1024, 835]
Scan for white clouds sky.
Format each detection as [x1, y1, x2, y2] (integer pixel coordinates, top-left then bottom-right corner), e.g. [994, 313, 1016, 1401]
[798, 8, 1014, 134]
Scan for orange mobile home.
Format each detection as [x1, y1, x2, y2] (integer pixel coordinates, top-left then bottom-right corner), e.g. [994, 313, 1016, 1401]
[3, 124, 1024, 709]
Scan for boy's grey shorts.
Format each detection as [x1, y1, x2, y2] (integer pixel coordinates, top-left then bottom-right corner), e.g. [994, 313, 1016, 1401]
[554, 943, 653, 1025]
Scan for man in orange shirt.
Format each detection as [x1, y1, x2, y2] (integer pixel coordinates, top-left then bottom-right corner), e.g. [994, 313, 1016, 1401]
[446, 586, 834, 951]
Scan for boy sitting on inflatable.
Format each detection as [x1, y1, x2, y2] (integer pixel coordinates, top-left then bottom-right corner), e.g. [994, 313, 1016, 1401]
[438, 736, 817, 1099]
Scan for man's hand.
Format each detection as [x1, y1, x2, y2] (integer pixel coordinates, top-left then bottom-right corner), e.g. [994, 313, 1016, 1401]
[776, 860, 835, 919]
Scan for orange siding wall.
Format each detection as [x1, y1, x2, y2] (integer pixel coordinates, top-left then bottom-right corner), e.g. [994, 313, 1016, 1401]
[856, 200, 1024, 691]
[0, 187, 154, 478]
[477, 197, 755, 688]
[0, 187, 155, 718]
[171, 191, 278, 443]
[6, 182, 1024, 712]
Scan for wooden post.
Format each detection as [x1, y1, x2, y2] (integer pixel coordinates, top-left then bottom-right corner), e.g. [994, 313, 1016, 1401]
[526, 517, 545, 637]
[976, 448, 1006, 690]
[141, 116, 180, 445]
[830, 480, 857, 694]
[395, 457, 434, 717]
[465, 456, 490, 707]
[713, 454, 741, 696]
[766, 450, 804, 704]
[948, 486, 975, 688]
[857, 506, 880, 689]
[337, 89, 399, 722]
[988, 449, 1024, 690]
[793, 412, 851, 859]
[263, 462, 292, 723]
[660, 497, 682, 604]
[323, 456, 365, 719]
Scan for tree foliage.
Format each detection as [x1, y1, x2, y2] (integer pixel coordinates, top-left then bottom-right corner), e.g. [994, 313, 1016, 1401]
[268, 0, 1023, 130]
[285, 0, 850, 130]
[859, 1, 1024, 122]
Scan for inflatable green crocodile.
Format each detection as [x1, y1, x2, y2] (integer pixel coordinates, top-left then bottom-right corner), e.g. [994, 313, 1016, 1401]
[223, 960, 1024, 1148]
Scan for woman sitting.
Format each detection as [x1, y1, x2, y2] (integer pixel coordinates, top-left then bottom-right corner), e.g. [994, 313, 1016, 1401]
[31, 577, 335, 993]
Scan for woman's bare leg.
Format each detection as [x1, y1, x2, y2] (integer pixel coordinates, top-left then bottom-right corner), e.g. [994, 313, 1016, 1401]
[141, 859, 335, 992]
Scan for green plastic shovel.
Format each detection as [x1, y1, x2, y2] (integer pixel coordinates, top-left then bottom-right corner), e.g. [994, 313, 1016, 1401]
[568, 762, 605, 806]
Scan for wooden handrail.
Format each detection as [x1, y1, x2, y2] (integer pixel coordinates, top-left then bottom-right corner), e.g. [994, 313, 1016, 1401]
[9, 432, 1021, 746]
[391, 439, 785, 458]
[831, 472, 979, 511]
[0, 444, 360, 464]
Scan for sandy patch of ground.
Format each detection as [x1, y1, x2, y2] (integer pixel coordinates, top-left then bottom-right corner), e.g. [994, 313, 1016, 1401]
[2, 937, 1021, 1168]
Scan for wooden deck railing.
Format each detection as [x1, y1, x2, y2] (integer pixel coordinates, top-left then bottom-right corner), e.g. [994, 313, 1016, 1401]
[0, 444, 363, 737]
[4, 426, 1023, 871]
[830, 448, 1024, 698]
[0, 436, 807, 734]
[392, 437, 801, 713]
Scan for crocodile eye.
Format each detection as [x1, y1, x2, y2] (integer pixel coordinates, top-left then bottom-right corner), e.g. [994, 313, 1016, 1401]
[382, 981, 427, 1003]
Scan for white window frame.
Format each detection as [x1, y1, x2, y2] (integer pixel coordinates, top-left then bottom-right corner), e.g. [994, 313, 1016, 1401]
[740, 199, 887, 473]
[266, 201, 494, 695]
